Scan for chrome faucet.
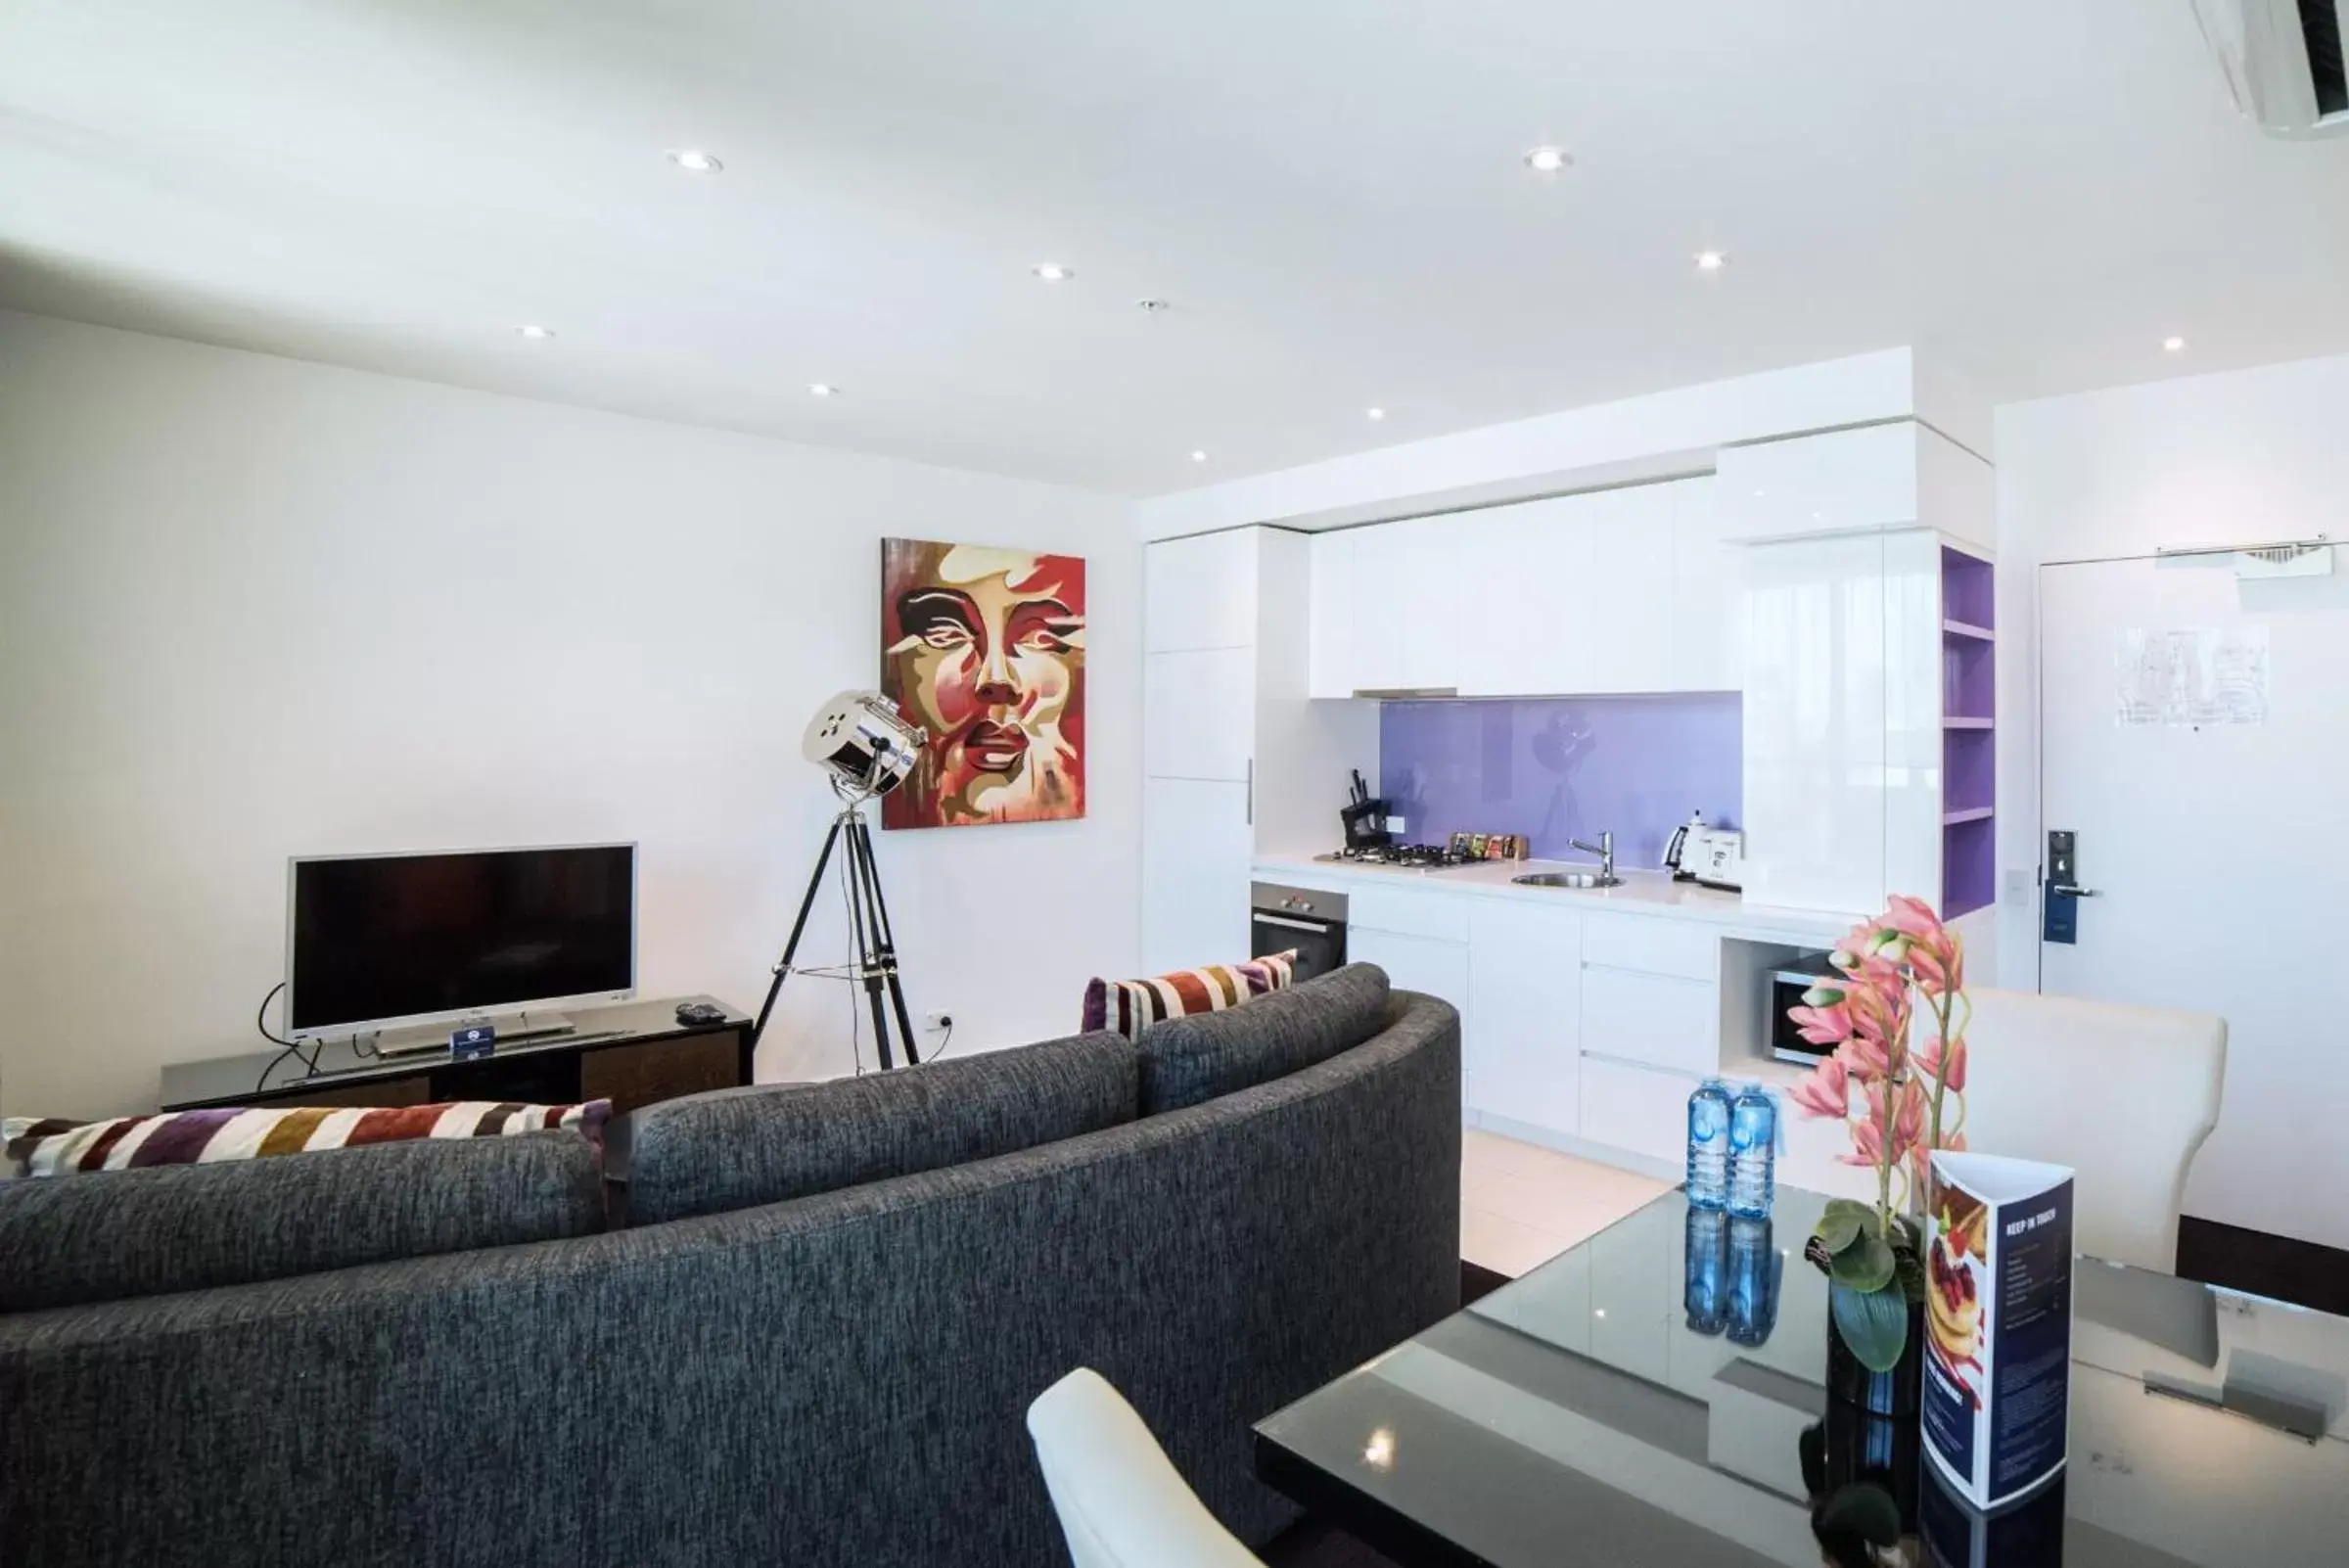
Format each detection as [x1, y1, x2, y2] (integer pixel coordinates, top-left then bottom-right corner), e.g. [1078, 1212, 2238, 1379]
[1568, 830, 1618, 886]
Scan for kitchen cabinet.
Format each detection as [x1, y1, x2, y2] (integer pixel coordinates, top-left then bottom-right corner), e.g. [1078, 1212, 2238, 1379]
[1453, 495, 1589, 698]
[1333, 478, 1721, 702]
[1142, 529, 1379, 976]
[1580, 965, 1719, 1079]
[1670, 480, 1742, 691]
[1579, 1055, 1699, 1168]
[1348, 927, 1470, 1024]
[1145, 529, 1258, 653]
[1141, 646, 1254, 782]
[1464, 900, 1582, 1135]
[1141, 778, 1252, 974]
[1578, 484, 1677, 694]
[1335, 516, 1460, 694]
[1738, 526, 1981, 919]
[1715, 422, 1993, 553]
[1306, 530, 1356, 700]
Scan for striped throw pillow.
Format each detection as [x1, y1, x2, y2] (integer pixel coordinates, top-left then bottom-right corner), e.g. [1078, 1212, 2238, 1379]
[1082, 950, 1296, 1042]
[3, 1100, 611, 1179]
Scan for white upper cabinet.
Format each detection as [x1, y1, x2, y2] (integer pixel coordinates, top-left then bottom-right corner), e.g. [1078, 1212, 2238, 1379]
[1456, 495, 1591, 698]
[1713, 422, 1992, 553]
[1716, 425, 1921, 543]
[1345, 516, 1460, 693]
[1306, 530, 1357, 699]
[1579, 484, 1676, 694]
[1738, 530, 1891, 914]
[1145, 529, 1259, 652]
[1668, 478, 1742, 692]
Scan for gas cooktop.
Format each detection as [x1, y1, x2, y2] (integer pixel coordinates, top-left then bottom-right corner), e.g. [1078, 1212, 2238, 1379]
[1314, 845, 1482, 870]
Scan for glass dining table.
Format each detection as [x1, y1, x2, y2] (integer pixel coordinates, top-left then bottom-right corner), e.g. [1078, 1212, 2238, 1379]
[1255, 1184, 2349, 1566]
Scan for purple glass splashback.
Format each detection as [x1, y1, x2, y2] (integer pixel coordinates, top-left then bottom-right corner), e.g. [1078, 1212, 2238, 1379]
[1379, 695, 1742, 870]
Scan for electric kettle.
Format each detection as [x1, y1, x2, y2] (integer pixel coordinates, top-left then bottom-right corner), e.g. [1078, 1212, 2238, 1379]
[1664, 810, 1707, 881]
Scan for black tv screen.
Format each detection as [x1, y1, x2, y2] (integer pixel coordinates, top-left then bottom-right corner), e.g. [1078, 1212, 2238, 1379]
[288, 845, 636, 1035]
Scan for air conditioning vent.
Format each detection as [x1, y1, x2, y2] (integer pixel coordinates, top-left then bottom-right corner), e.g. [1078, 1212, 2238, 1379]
[2195, 0, 2349, 137]
[2303, 0, 2349, 115]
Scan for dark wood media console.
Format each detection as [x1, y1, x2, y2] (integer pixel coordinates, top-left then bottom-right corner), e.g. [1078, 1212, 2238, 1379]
[160, 994, 755, 1115]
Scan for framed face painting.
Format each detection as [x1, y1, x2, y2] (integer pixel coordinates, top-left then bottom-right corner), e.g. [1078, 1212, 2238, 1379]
[879, 538, 1086, 829]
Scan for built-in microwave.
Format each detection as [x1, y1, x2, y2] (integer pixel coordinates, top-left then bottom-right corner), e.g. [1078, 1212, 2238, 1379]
[1767, 961, 1840, 1067]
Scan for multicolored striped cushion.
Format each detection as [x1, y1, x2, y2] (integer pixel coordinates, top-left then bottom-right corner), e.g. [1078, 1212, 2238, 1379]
[3, 1099, 611, 1179]
[1081, 950, 1297, 1042]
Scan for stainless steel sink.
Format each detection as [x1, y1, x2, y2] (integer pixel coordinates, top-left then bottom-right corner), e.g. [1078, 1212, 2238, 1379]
[1511, 870, 1620, 890]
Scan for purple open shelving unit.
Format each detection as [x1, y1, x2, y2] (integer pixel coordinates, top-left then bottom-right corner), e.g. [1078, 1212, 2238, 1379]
[1941, 545, 1996, 919]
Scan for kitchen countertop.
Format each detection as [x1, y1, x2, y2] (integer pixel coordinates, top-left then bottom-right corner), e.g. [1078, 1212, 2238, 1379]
[1252, 852, 1862, 944]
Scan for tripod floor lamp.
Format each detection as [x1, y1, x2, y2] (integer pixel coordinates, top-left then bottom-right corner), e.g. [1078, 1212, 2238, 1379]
[753, 691, 927, 1070]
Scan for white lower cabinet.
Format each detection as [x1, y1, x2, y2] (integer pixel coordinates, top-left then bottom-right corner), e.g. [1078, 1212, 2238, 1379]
[1578, 1056, 1699, 1168]
[1464, 900, 1581, 1135]
[1348, 926, 1470, 1020]
[1579, 965, 1719, 1079]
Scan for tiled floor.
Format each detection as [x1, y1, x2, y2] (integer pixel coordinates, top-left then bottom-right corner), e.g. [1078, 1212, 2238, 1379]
[1459, 1127, 1671, 1279]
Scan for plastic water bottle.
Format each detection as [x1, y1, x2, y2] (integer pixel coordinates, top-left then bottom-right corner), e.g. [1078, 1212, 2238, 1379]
[1685, 1077, 1732, 1209]
[1725, 1215, 1781, 1346]
[1727, 1081, 1777, 1219]
[1683, 1204, 1728, 1335]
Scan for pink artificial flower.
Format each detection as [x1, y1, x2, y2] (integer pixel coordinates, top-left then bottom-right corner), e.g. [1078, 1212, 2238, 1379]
[1915, 1032, 1968, 1094]
[1789, 1001, 1854, 1047]
[1786, 1052, 1852, 1120]
[1883, 893, 1964, 996]
[1846, 1078, 1928, 1174]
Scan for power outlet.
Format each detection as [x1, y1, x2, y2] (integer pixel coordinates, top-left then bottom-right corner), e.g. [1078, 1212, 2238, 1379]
[923, 1011, 953, 1034]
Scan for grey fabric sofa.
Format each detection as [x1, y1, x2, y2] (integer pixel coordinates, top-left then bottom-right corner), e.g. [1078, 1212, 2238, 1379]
[0, 972, 1460, 1568]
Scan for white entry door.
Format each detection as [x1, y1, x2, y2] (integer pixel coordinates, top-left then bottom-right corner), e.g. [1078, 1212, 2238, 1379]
[2039, 553, 2349, 1252]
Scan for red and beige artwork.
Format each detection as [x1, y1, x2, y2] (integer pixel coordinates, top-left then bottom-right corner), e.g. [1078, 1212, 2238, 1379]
[880, 538, 1086, 829]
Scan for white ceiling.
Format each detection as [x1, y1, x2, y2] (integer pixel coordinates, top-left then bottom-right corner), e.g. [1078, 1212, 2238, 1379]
[4, 1, 2346, 496]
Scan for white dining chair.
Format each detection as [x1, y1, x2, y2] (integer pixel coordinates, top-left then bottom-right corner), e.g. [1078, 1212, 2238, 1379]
[1961, 988, 2226, 1274]
[1027, 1367, 1264, 1568]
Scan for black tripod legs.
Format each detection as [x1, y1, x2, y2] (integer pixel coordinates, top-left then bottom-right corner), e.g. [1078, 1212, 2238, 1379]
[751, 805, 920, 1070]
[842, 814, 919, 1068]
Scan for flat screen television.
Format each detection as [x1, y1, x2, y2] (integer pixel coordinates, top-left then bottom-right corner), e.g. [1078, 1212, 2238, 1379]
[286, 844, 636, 1038]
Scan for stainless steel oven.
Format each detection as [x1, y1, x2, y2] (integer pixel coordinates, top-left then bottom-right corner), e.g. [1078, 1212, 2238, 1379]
[1250, 883, 1348, 984]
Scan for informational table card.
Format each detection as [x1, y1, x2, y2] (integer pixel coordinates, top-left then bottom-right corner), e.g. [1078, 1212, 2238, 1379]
[1922, 1151, 2077, 1508]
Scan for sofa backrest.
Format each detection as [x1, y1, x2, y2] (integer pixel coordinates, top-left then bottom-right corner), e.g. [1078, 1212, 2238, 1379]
[1135, 962, 1390, 1114]
[0, 1130, 605, 1312]
[619, 1029, 1139, 1225]
[0, 992, 1461, 1568]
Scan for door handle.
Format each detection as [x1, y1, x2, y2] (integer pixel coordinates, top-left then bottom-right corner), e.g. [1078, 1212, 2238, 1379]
[2053, 886, 2100, 899]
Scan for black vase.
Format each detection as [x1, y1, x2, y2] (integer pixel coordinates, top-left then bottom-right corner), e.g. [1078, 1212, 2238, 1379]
[1823, 1293, 1925, 1417]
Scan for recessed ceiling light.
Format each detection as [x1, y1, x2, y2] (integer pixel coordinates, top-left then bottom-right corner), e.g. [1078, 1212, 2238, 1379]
[1522, 146, 1572, 173]
[1694, 251, 1727, 272]
[667, 149, 722, 173]
[1032, 262, 1075, 283]
[1135, 298, 1171, 313]
[1190, 449, 1209, 463]
[514, 324, 554, 340]
[2163, 335, 2187, 352]
[807, 383, 839, 398]
[1366, 407, 1387, 421]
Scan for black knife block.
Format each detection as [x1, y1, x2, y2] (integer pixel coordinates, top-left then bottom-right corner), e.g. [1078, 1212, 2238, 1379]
[1341, 798, 1392, 850]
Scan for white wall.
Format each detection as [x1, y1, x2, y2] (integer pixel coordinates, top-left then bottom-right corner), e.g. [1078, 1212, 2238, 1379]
[0, 311, 1140, 1118]
[1993, 349, 2349, 986]
[1996, 351, 2349, 1245]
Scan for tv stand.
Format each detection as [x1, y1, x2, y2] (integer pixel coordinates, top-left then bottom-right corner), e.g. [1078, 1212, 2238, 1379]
[160, 995, 754, 1116]
[371, 1010, 576, 1057]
